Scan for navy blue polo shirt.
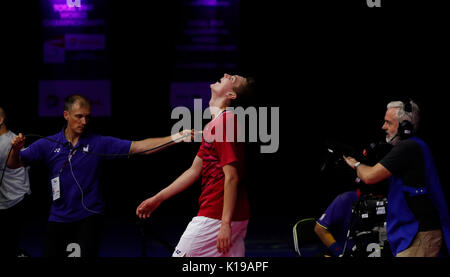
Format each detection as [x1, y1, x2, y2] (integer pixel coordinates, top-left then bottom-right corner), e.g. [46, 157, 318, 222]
[20, 128, 132, 222]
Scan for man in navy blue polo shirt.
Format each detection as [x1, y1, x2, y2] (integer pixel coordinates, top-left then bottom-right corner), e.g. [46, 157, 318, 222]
[315, 190, 360, 256]
[7, 95, 191, 257]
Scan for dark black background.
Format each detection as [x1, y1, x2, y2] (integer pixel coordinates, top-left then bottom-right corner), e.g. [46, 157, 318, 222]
[1, 0, 449, 263]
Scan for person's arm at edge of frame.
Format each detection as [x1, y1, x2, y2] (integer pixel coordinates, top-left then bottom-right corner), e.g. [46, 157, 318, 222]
[136, 155, 203, 219]
[314, 223, 340, 257]
[7, 133, 25, 169]
[217, 163, 239, 254]
[314, 223, 337, 248]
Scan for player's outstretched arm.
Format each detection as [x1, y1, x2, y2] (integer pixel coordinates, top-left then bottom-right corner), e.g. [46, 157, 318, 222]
[136, 155, 202, 219]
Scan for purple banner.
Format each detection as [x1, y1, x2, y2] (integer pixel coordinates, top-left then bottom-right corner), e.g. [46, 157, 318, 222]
[38, 80, 111, 117]
[170, 82, 211, 110]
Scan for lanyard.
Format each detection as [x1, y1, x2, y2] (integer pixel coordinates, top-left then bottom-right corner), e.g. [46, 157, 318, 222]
[59, 148, 78, 175]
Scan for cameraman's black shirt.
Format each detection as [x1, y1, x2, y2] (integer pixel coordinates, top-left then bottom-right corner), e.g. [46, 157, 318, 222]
[379, 139, 441, 231]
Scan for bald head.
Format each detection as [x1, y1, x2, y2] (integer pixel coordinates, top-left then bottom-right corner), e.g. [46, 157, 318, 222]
[64, 94, 91, 112]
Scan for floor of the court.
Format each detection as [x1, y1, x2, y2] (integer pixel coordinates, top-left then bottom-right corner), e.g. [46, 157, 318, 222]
[19, 214, 300, 257]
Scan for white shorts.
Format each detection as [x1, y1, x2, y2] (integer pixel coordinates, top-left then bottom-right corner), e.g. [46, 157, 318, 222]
[172, 216, 248, 257]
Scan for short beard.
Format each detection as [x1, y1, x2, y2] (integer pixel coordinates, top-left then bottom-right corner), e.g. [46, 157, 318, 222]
[386, 132, 400, 145]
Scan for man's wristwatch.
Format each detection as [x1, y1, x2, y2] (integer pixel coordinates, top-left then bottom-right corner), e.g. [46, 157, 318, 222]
[354, 161, 361, 169]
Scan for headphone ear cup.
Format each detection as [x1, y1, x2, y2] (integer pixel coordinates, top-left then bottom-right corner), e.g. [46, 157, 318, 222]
[398, 120, 413, 139]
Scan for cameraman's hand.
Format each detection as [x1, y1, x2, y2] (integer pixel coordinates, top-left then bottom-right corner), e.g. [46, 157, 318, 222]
[343, 155, 359, 170]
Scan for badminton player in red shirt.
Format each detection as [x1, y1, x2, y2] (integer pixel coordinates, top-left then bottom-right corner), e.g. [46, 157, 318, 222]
[137, 73, 254, 257]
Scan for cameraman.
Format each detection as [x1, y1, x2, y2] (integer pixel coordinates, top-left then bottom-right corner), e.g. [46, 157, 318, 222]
[343, 100, 450, 257]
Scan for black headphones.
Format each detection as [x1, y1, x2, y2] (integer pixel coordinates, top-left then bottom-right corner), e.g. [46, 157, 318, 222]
[397, 99, 414, 140]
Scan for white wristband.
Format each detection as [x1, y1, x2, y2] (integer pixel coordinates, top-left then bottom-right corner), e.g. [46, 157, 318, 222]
[354, 162, 361, 169]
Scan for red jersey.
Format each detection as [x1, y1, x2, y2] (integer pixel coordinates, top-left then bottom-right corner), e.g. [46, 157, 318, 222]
[196, 110, 250, 221]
